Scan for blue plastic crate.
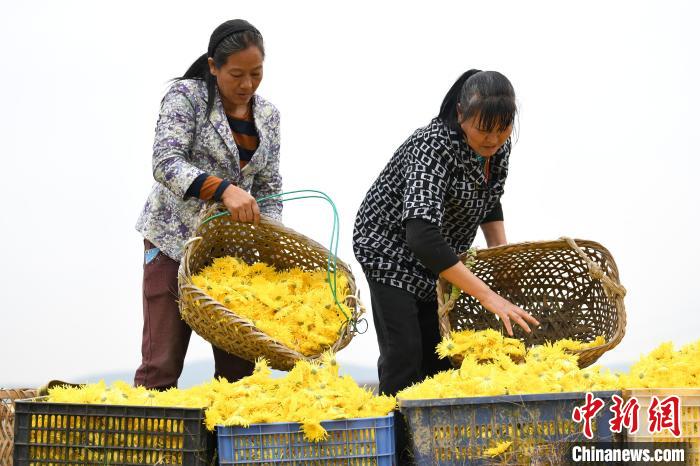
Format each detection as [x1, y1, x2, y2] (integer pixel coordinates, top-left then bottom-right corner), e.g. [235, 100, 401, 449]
[217, 414, 395, 465]
[398, 390, 621, 465]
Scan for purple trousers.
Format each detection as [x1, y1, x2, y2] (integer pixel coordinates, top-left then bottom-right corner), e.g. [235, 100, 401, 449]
[134, 240, 254, 389]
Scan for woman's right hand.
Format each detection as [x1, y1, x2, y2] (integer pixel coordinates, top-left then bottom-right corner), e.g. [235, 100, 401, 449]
[221, 184, 261, 224]
[479, 291, 540, 337]
[440, 261, 540, 337]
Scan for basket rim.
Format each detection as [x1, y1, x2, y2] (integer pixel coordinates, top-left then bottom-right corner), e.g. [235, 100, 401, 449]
[182, 211, 361, 306]
[436, 237, 627, 367]
[0, 388, 37, 398]
[470, 237, 613, 259]
[397, 390, 622, 408]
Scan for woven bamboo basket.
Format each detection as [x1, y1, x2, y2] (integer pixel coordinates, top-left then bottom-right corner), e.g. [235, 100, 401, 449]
[178, 206, 365, 371]
[1, 388, 37, 466]
[437, 237, 626, 368]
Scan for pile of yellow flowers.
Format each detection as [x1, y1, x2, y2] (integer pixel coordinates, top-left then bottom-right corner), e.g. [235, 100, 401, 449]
[399, 330, 700, 401]
[436, 328, 526, 362]
[191, 257, 352, 356]
[203, 353, 395, 441]
[48, 380, 210, 409]
[399, 337, 620, 400]
[619, 339, 700, 388]
[48, 353, 395, 443]
[436, 329, 606, 363]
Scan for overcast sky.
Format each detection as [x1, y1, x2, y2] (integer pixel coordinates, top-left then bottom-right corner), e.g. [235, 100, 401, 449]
[1, 0, 698, 387]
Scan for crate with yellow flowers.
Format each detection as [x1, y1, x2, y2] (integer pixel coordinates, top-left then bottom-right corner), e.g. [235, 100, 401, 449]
[217, 415, 395, 465]
[178, 203, 366, 371]
[12, 398, 213, 465]
[623, 388, 700, 466]
[437, 238, 627, 368]
[398, 390, 621, 465]
[210, 354, 396, 465]
[395, 329, 628, 464]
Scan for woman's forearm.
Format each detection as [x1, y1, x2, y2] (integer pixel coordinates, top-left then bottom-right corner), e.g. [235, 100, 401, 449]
[440, 261, 493, 302]
[480, 220, 507, 248]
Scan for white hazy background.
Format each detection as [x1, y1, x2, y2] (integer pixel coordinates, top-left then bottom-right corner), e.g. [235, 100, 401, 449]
[1, 0, 698, 386]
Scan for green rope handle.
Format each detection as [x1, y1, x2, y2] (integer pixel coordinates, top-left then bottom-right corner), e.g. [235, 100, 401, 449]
[200, 190, 364, 333]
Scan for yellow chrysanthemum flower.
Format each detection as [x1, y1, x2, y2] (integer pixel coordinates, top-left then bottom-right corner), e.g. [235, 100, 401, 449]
[191, 257, 350, 356]
[484, 440, 512, 457]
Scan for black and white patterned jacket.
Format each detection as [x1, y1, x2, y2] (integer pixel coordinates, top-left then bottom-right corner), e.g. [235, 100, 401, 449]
[353, 117, 510, 300]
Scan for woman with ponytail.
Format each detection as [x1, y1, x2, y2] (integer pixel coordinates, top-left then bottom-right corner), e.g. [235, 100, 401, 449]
[353, 70, 540, 463]
[134, 20, 282, 389]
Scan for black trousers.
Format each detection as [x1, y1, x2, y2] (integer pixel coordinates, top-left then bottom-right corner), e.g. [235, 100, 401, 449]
[367, 279, 452, 465]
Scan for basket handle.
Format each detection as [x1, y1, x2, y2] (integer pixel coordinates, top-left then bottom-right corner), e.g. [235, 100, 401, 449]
[437, 298, 455, 337]
[561, 237, 627, 300]
[344, 293, 368, 335]
[197, 202, 226, 226]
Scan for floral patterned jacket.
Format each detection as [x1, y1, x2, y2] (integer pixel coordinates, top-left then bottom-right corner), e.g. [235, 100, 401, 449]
[135, 79, 282, 260]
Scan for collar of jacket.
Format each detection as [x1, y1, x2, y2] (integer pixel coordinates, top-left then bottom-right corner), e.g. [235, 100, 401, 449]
[208, 88, 265, 166]
[445, 124, 488, 185]
[445, 123, 509, 192]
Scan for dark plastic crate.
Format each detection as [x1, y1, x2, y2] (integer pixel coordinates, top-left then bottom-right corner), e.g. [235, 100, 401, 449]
[217, 413, 395, 465]
[13, 397, 214, 465]
[399, 390, 621, 465]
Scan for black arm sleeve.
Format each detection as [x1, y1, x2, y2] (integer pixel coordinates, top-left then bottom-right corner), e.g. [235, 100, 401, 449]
[212, 180, 231, 202]
[405, 218, 460, 275]
[184, 173, 209, 199]
[480, 200, 504, 224]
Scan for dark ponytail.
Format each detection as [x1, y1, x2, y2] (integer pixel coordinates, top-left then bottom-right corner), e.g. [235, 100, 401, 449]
[176, 20, 265, 118]
[180, 53, 218, 118]
[438, 69, 517, 134]
[183, 54, 210, 80]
